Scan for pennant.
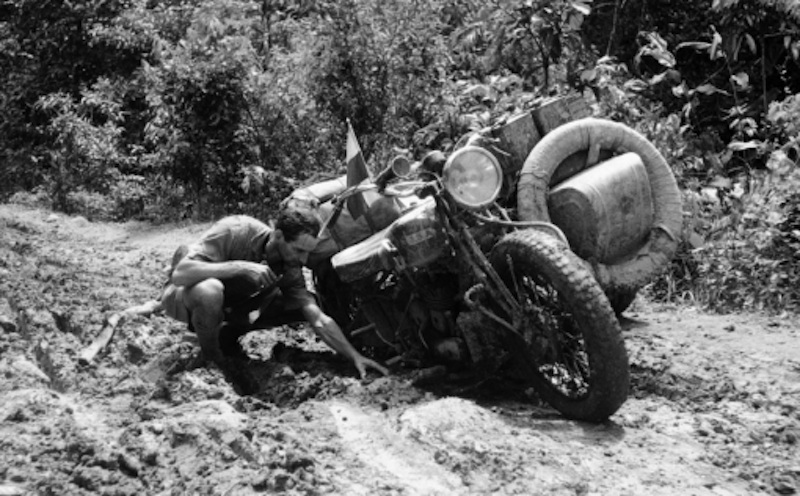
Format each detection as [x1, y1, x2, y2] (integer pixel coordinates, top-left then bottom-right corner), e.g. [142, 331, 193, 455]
[345, 119, 371, 218]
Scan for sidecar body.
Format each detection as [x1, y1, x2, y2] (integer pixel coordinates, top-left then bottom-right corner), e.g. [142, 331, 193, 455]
[488, 98, 682, 307]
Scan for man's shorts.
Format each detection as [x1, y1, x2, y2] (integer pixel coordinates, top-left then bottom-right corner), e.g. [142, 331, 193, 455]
[160, 283, 192, 324]
[160, 282, 308, 331]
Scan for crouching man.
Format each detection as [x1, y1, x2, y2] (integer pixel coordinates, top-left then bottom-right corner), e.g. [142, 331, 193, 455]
[160, 207, 388, 380]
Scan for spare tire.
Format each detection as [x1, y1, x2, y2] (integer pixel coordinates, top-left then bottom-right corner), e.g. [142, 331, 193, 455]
[517, 117, 682, 300]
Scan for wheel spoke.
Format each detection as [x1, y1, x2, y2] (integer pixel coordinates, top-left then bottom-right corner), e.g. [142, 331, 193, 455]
[516, 272, 591, 398]
[505, 254, 523, 302]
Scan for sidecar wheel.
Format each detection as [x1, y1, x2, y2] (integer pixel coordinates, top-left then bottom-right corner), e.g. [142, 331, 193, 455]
[516, 117, 682, 301]
[491, 229, 629, 422]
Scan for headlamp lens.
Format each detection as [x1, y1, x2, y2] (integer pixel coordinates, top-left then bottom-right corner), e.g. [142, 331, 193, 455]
[442, 146, 502, 208]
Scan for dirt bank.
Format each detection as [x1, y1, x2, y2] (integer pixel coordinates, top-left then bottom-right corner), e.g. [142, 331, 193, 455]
[1, 203, 798, 495]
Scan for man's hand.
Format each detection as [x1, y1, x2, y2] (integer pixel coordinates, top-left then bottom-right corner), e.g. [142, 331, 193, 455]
[232, 261, 279, 290]
[301, 303, 389, 380]
[352, 353, 389, 380]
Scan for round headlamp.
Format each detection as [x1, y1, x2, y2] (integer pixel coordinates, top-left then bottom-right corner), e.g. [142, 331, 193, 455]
[442, 146, 503, 209]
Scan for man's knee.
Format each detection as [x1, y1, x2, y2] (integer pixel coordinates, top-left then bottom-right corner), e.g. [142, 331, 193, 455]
[185, 278, 225, 312]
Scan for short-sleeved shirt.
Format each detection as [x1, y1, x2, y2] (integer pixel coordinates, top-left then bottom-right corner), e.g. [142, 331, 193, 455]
[182, 215, 312, 311]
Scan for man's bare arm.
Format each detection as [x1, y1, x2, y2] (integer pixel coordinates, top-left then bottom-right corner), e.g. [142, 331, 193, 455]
[301, 302, 389, 378]
[171, 258, 277, 288]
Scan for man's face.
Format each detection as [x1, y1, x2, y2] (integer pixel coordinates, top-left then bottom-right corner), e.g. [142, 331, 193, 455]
[283, 233, 318, 266]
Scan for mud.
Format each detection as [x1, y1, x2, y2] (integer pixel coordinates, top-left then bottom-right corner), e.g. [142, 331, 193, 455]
[1, 203, 798, 495]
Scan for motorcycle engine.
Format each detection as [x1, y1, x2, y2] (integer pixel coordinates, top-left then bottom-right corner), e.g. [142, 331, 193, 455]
[406, 270, 460, 335]
[350, 266, 465, 363]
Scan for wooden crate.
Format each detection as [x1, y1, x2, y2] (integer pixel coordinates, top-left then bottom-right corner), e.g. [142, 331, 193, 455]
[531, 94, 592, 135]
[489, 112, 541, 175]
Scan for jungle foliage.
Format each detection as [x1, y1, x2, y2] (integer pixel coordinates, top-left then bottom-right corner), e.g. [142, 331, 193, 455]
[1, 0, 799, 313]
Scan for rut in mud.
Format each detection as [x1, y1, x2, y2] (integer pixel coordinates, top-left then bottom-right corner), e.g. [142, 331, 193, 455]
[1, 203, 799, 495]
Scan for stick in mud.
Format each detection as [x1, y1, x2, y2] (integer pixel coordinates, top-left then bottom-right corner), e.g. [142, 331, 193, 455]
[78, 300, 163, 365]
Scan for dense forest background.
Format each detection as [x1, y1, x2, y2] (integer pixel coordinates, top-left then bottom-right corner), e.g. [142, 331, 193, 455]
[1, 0, 799, 313]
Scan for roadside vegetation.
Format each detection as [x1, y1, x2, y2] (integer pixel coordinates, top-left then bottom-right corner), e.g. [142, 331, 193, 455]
[1, 0, 799, 313]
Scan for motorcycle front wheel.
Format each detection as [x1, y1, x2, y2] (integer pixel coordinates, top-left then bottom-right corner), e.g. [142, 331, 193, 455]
[490, 229, 629, 422]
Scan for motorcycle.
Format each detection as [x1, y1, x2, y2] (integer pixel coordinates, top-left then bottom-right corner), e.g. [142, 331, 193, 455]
[292, 140, 630, 422]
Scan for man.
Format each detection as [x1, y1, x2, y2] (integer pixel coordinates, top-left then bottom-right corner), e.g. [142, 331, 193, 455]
[160, 207, 388, 379]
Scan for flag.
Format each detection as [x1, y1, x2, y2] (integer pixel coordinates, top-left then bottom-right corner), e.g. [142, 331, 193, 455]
[345, 119, 371, 218]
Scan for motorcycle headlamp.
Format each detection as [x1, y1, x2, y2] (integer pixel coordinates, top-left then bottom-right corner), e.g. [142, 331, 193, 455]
[442, 146, 503, 209]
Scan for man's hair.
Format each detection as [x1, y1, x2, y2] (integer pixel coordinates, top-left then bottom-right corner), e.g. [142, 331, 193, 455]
[275, 204, 322, 242]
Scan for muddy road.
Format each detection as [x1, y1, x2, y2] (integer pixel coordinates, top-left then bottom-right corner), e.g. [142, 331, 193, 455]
[1, 203, 798, 495]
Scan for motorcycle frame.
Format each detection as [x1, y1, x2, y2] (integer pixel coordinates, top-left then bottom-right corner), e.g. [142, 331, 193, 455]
[430, 188, 527, 338]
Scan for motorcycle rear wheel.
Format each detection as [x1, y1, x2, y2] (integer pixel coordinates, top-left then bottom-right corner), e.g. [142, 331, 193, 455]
[490, 229, 629, 422]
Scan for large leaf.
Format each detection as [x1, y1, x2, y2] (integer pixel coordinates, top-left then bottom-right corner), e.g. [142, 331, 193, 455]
[727, 140, 763, 151]
[636, 32, 676, 68]
[730, 72, 750, 90]
[694, 83, 725, 95]
[570, 1, 592, 16]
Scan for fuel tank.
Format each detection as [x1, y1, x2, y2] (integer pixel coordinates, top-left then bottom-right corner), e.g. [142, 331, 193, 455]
[331, 198, 448, 282]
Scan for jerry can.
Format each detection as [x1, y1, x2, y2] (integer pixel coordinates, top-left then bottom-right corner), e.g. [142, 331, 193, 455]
[547, 152, 654, 264]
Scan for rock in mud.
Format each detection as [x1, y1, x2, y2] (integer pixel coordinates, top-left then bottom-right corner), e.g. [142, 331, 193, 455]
[0, 298, 16, 333]
[117, 451, 142, 476]
[773, 475, 797, 495]
[19, 308, 57, 337]
[0, 483, 27, 496]
[9, 357, 51, 383]
[34, 339, 78, 391]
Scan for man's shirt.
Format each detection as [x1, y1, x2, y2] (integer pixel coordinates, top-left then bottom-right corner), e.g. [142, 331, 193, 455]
[184, 215, 312, 309]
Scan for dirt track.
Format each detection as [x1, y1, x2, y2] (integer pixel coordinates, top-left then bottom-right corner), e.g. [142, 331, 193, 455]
[1, 203, 798, 496]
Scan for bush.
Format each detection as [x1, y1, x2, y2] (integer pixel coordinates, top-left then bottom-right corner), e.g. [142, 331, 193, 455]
[34, 87, 128, 213]
[65, 189, 116, 221]
[588, 58, 800, 314]
[648, 147, 800, 313]
[309, 0, 453, 164]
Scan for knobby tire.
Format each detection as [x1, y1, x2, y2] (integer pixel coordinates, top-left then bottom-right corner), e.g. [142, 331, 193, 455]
[491, 229, 630, 421]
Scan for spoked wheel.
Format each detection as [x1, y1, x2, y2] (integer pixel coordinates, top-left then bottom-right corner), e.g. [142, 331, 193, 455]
[490, 229, 629, 422]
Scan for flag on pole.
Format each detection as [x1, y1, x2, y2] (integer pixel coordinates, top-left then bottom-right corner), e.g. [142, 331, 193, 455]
[345, 119, 371, 218]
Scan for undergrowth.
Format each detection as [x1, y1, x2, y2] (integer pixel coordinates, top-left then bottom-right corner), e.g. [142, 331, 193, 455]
[648, 154, 800, 314]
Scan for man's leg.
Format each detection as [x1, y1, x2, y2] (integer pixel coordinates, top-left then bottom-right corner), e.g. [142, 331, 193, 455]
[247, 297, 306, 363]
[249, 294, 306, 328]
[183, 278, 226, 364]
[162, 279, 260, 393]
[218, 322, 251, 357]
[160, 283, 191, 325]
